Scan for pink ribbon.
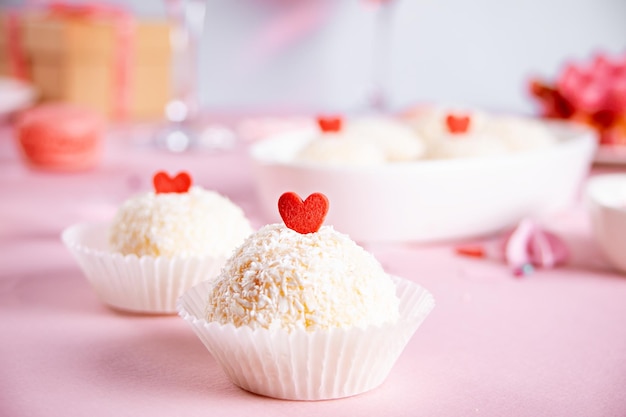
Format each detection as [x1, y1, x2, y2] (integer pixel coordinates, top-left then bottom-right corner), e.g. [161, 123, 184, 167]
[4, 11, 29, 81]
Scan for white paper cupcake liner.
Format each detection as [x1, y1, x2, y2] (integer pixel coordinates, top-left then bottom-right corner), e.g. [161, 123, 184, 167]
[61, 222, 226, 314]
[178, 276, 435, 400]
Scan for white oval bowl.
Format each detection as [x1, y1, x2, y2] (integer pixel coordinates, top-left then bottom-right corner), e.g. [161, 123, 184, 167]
[249, 121, 596, 243]
[586, 174, 626, 274]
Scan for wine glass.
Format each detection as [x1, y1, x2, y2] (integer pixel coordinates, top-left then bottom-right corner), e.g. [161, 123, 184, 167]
[154, 0, 235, 152]
[367, 0, 397, 113]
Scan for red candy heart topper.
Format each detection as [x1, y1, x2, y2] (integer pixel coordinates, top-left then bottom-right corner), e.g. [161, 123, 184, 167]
[445, 114, 471, 134]
[278, 191, 329, 234]
[317, 116, 343, 133]
[153, 171, 192, 194]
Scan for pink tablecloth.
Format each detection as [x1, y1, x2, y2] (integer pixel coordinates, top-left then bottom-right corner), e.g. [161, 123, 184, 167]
[1, 122, 626, 417]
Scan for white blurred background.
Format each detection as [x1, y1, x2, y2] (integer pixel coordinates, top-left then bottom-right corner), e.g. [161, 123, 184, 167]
[198, 0, 626, 115]
[4, 0, 626, 115]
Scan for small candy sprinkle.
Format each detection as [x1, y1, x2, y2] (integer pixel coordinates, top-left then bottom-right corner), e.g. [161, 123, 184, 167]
[455, 245, 485, 258]
[317, 116, 343, 133]
[278, 191, 329, 234]
[445, 114, 471, 134]
[513, 263, 535, 277]
[153, 171, 192, 194]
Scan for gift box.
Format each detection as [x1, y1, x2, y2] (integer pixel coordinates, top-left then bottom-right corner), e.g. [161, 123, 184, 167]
[0, 6, 172, 120]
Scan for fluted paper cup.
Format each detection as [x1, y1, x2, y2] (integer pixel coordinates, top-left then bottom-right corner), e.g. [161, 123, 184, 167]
[61, 222, 226, 314]
[178, 276, 435, 400]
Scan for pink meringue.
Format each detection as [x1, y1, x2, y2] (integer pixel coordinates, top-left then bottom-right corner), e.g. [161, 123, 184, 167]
[456, 219, 569, 277]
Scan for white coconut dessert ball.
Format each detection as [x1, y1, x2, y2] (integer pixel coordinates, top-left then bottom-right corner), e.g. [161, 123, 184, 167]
[205, 223, 400, 332]
[109, 175, 253, 259]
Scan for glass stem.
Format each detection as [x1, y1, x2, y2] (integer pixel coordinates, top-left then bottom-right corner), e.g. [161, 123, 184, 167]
[370, 1, 395, 112]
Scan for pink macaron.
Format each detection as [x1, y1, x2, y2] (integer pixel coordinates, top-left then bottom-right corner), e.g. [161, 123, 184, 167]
[16, 103, 104, 171]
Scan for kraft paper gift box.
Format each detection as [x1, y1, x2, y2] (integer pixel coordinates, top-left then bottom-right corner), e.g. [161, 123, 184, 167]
[1, 8, 172, 120]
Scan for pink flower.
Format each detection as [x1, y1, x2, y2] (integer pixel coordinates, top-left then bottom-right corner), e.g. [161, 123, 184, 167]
[557, 54, 626, 114]
[529, 52, 626, 146]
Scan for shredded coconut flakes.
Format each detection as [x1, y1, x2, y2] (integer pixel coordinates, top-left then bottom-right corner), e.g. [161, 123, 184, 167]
[109, 186, 253, 258]
[206, 224, 399, 332]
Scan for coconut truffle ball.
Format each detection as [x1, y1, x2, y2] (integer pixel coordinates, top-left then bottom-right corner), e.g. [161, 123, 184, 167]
[109, 186, 253, 258]
[297, 131, 386, 166]
[346, 116, 426, 161]
[406, 107, 489, 150]
[406, 107, 558, 158]
[296, 116, 425, 165]
[426, 133, 510, 159]
[205, 224, 400, 332]
[485, 116, 557, 152]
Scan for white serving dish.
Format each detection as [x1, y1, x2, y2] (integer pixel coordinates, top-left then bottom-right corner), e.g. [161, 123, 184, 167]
[249, 120, 596, 243]
[586, 174, 626, 274]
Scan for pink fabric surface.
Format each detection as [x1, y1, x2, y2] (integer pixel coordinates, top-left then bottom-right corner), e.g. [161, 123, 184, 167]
[2, 122, 626, 417]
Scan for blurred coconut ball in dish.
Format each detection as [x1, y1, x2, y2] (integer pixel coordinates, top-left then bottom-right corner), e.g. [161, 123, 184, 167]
[427, 134, 510, 159]
[405, 106, 490, 151]
[109, 172, 253, 259]
[484, 115, 558, 152]
[404, 106, 558, 159]
[415, 109, 508, 159]
[297, 129, 386, 166]
[296, 115, 425, 165]
[205, 223, 400, 332]
[345, 116, 426, 161]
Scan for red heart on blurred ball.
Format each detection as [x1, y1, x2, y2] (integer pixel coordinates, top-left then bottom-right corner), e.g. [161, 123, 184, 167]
[317, 116, 343, 133]
[153, 171, 192, 194]
[446, 114, 471, 134]
[278, 191, 329, 234]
